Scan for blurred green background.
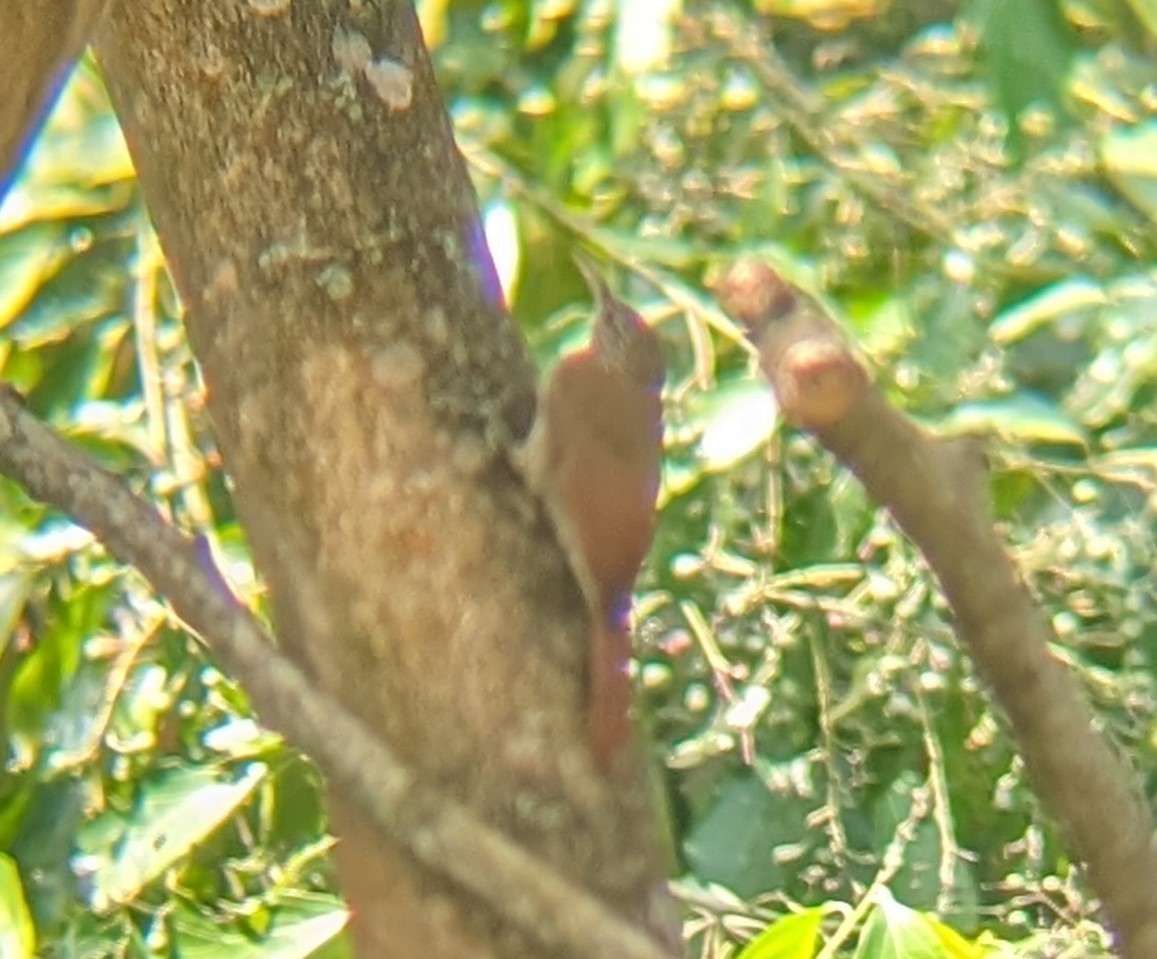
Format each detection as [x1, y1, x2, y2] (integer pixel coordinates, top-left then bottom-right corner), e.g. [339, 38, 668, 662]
[3, 0, 1157, 956]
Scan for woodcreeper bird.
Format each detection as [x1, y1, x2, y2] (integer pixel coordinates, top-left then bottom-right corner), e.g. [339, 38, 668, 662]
[524, 259, 665, 771]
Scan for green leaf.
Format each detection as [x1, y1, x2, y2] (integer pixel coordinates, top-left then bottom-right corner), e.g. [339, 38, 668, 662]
[0, 854, 34, 959]
[9, 778, 91, 931]
[1121, 0, 1157, 39]
[683, 767, 817, 899]
[0, 222, 72, 329]
[939, 395, 1087, 447]
[78, 762, 268, 912]
[7, 579, 116, 767]
[752, 0, 885, 29]
[872, 777, 942, 913]
[170, 893, 349, 959]
[693, 379, 778, 473]
[1100, 122, 1157, 224]
[855, 890, 984, 958]
[736, 907, 826, 959]
[988, 278, 1106, 344]
[929, 915, 989, 958]
[0, 572, 33, 644]
[972, 0, 1075, 151]
[20, 112, 134, 191]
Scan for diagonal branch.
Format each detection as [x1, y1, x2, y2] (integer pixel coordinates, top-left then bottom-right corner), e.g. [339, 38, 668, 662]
[0, 386, 672, 959]
[718, 258, 1157, 959]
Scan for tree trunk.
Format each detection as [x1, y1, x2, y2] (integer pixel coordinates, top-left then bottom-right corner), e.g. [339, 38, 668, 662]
[92, 2, 675, 957]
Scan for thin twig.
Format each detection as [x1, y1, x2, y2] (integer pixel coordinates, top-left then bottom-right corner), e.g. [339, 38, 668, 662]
[808, 630, 851, 871]
[913, 678, 963, 910]
[814, 784, 931, 959]
[703, 8, 956, 241]
[700, 7, 1039, 284]
[462, 143, 755, 361]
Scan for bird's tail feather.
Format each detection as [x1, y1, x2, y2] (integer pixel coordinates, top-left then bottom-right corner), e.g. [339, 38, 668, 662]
[587, 617, 636, 771]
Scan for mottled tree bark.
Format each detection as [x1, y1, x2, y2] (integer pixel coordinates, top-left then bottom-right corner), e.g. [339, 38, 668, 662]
[92, 3, 675, 957]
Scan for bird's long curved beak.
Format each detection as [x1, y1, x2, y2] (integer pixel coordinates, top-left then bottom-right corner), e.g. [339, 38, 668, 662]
[573, 251, 612, 310]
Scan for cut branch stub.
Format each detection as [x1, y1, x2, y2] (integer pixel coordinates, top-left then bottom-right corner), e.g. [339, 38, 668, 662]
[717, 257, 869, 430]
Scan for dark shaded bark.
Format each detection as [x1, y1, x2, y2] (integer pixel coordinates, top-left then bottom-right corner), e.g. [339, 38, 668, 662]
[91, 2, 675, 957]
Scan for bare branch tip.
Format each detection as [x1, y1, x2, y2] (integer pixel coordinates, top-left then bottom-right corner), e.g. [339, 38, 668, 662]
[715, 257, 795, 334]
[776, 339, 869, 430]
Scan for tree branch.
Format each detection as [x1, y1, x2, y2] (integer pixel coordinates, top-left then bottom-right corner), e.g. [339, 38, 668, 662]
[719, 258, 1157, 958]
[0, 386, 673, 959]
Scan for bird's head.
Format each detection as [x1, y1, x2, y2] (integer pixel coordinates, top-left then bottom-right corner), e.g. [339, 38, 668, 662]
[576, 257, 665, 392]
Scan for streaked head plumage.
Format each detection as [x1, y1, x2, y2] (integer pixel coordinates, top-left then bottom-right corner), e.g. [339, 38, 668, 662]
[575, 255, 665, 390]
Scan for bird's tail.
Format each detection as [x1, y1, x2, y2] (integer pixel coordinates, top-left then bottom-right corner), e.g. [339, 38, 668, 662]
[587, 616, 636, 772]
